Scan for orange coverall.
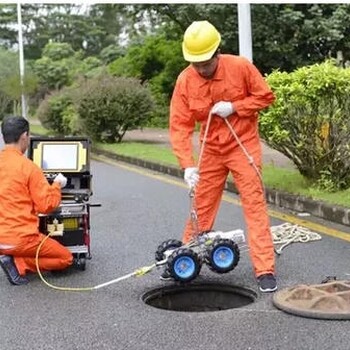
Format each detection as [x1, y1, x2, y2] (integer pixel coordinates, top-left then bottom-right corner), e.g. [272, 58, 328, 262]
[0, 146, 72, 276]
[170, 54, 275, 277]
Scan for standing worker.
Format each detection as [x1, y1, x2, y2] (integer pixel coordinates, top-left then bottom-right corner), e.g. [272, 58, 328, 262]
[0, 116, 73, 285]
[168, 20, 277, 292]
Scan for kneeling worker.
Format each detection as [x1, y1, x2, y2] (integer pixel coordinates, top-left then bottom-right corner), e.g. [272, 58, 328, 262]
[0, 116, 73, 285]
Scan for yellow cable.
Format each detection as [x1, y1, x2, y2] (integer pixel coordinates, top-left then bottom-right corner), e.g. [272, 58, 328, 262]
[35, 233, 94, 291]
[35, 233, 157, 292]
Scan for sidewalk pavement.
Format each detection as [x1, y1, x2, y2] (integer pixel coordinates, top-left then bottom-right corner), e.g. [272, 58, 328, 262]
[92, 127, 350, 228]
[123, 128, 295, 169]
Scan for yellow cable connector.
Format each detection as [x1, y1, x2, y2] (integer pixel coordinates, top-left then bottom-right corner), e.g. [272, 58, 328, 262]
[134, 264, 156, 277]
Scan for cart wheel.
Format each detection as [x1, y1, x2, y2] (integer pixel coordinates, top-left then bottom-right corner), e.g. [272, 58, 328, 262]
[73, 255, 86, 271]
[206, 238, 240, 273]
[167, 248, 201, 283]
[155, 239, 183, 262]
[77, 257, 86, 271]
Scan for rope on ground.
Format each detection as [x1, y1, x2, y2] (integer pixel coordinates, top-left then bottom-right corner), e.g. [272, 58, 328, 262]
[271, 223, 322, 255]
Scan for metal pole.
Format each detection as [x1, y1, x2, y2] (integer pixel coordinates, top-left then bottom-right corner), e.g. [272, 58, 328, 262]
[17, 2, 27, 119]
[238, 3, 253, 62]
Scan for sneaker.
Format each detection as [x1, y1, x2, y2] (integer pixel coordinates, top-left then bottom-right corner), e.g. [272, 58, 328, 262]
[159, 269, 174, 282]
[257, 273, 277, 293]
[0, 255, 29, 285]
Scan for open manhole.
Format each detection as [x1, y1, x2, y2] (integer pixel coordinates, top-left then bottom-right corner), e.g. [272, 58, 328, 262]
[142, 283, 257, 312]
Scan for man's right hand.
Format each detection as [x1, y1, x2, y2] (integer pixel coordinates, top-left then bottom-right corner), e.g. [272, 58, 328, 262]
[184, 167, 199, 188]
[53, 173, 67, 188]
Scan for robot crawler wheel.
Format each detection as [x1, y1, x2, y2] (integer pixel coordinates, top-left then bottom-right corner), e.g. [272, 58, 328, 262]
[167, 248, 201, 283]
[155, 239, 183, 262]
[206, 238, 240, 274]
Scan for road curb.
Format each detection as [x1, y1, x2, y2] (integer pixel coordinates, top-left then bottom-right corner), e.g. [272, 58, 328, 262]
[92, 147, 350, 228]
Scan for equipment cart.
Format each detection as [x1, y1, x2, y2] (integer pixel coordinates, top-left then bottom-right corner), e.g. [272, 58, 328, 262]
[28, 136, 100, 270]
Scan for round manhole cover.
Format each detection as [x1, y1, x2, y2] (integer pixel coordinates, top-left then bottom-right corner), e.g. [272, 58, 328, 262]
[273, 280, 350, 320]
[142, 283, 257, 312]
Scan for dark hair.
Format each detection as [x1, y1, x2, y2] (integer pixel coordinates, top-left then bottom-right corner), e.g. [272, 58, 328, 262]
[1, 115, 29, 144]
[211, 48, 220, 59]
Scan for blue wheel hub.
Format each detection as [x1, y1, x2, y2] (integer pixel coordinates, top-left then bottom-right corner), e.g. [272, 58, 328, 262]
[213, 246, 234, 268]
[173, 256, 196, 279]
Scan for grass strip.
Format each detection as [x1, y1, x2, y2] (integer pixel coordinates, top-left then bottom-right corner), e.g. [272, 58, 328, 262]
[29, 123, 350, 208]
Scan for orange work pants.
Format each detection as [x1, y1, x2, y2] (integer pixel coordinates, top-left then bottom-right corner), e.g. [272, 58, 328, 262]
[182, 141, 275, 278]
[0, 233, 73, 276]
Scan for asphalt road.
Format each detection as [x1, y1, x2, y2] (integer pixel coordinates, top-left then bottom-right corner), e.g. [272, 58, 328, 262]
[0, 146, 349, 349]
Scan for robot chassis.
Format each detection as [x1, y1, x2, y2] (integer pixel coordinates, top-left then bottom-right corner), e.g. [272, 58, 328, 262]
[155, 229, 245, 283]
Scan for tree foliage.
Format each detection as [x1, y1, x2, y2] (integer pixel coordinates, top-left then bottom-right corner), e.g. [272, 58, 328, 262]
[0, 47, 38, 118]
[109, 32, 186, 96]
[260, 60, 350, 190]
[252, 4, 350, 73]
[34, 52, 71, 91]
[33, 42, 104, 94]
[2, 4, 350, 72]
[75, 74, 154, 142]
[132, 4, 350, 73]
[109, 31, 187, 127]
[0, 4, 129, 60]
[0, 47, 17, 118]
[99, 44, 125, 65]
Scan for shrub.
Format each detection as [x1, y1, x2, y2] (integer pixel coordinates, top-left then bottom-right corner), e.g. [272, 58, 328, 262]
[75, 74, 154, 142]
[35, 89, 77, 135]
[260, 60, 350, 190]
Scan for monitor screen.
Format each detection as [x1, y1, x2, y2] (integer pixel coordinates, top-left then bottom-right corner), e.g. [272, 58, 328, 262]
[30, 138, 89, 173]
[42, 143, 79, 171]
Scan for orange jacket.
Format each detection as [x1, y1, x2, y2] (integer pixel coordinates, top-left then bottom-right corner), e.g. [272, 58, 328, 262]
[0, 146, 61, 244]
[170, 54, 275, 169]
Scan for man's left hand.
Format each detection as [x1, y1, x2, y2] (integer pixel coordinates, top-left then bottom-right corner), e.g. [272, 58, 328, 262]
[211, 101, 235, 118]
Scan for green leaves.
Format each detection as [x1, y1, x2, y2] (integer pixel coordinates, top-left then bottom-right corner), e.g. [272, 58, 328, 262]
[260, 60, 350, 190]
[76, 74, 154, 143]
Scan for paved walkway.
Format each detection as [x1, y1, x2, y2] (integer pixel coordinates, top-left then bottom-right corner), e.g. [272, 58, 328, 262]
[123, 128, 295, 169]
[28, 117, 294, 169]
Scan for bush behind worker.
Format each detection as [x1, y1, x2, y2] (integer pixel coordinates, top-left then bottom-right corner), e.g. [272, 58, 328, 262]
[168, 21, 277, 292]
[0, 116, 73, 285]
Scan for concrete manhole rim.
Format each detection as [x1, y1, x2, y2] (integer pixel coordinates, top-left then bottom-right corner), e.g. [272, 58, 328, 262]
[142, 282, 258, 312]
[273, 280, 350, 320]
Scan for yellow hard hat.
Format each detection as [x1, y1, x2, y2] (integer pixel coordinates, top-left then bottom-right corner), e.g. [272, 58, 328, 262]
[182, 21, 221, 62]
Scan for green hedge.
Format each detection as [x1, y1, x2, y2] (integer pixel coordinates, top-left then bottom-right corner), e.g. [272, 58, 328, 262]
[260, 60, 350, 190]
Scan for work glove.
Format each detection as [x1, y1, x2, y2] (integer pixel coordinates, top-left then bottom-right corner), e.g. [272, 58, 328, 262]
[211, 101, 235, 118]
[53, 173, 67, 188]
[184, 167, 199, 189]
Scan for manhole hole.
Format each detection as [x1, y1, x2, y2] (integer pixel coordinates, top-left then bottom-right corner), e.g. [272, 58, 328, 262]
[273, 280, 350, 320]
[142, 283, 257, 312]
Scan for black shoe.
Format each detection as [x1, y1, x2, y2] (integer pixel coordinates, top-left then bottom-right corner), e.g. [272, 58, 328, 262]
[159, 269, 174, 282]
[0, 255, 29, 285]
[257, 273, 277, 293]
